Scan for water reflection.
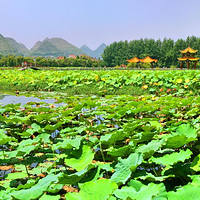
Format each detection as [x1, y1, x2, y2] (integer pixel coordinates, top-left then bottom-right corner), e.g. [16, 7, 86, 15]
[0, 93, 60, 106]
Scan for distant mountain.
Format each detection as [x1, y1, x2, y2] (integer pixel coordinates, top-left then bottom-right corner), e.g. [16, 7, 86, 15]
[0, 33, 105, 58]
[49, 37, 83, 55]
[31, 40, 63, 57]
[80, 45, 93, 56]
[0, 34, 16, 55]
[80, 43, 107, 58]
[5, 37, 29, 56]
[30, 41, 42, 52]
[92, 43, 107, 58]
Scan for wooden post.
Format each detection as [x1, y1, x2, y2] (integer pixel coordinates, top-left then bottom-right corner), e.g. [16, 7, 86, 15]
[187, 60, 189, 69]
[195, 62, 197, 69]
[181, 62, 183, 69]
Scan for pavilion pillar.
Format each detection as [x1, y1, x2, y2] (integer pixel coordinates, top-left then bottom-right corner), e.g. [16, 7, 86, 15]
[181, 62, 183, 69]
[187, 60, 189, 69]
[195, 62, 197, 69]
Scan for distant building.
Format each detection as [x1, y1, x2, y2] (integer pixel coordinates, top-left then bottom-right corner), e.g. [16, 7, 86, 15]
[57, 56, 65, 60]
[68, 55, 76, 58]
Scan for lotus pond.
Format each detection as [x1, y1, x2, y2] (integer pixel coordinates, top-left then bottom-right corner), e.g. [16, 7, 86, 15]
[1, 70, 200, 199]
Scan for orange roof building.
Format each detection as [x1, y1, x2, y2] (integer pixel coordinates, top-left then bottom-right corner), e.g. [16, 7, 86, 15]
[178, 46, 199, 69]
[127, 57, 140, 63]
[127, 55, 158, 66]
[140, 55, 158, 63]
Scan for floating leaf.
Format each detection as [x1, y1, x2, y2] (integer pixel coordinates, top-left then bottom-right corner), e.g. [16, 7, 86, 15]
[136, 139, 164, 159]
[11, 174, 58, 200]
[65, 179, 118, 200]
[150, 149, 192, 166]
[191, 154, 200, 172]
[111, 153, 143, 185]
[65, 145, 94, 171]
[59, 165, 94, 185]
[114, 183, 161, 200]
[167, 184, 200, 200]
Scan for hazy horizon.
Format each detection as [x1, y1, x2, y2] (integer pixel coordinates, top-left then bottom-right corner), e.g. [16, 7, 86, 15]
[1, 0, 200, 50]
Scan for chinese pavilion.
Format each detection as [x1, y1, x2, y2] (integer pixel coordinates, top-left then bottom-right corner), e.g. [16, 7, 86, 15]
[127, 55, 158, 67]
[178, 46, 199, 69]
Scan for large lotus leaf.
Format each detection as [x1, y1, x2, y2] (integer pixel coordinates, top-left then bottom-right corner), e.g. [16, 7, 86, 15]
[40, 194, 60, 200]
[128, 179, 144, 191]
[6, 172, 28, 180]
[100, 130, 127, 145]
[25, 123, 41, 136]
[65, 179, 118, 200]
[8, 144, 39, 158]
[53, 137, 81, 150]
[59, 164, 94, 184]
[164, 124, 197, 148]
[165, 135, 188, 148]
[0, 129, 11, 145]
[136, 139, 164, 159]
[0, 191, 11, 200]
[132, 170, 174, 182]
[111, 153, 143, 185]
[65, 145, 94, 171]
[11, 174, 58, 200]
[191, 154, 200, 172]
[114, 183, 160, 200]
[136, 131, 156, 143]
[150, 149, 192, 166]
[167, 184, 200, 200]
[107, 144, 133, 157]
[176, 124, 197, 140]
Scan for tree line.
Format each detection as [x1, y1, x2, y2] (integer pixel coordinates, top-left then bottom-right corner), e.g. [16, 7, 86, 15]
[102, 36, 200, 67]
[0, 55, 103, 68]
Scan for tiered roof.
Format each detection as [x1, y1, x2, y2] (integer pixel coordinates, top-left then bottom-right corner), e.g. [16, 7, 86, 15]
[180, 46, 198, 54]
[178, 46, 199, 62]
[127, 55, 157, 63]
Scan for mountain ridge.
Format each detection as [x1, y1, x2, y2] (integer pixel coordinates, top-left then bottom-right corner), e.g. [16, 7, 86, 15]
[80, 43, 107, 58]
[0, 33, 106, 58]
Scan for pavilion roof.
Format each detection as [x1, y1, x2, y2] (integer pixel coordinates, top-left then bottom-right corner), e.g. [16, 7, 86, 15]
[178, 57, 199, 61]
[140, 55, 158, 63]
[127, 57, 140, 63]
[180, 46, 198, 54]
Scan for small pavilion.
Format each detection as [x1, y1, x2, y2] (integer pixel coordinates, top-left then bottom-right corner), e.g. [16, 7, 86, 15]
[178, 46, 199, 69]
[140, 55, 158, 63]
[127, 57, 140, 63]
[127, 55, 158, 67]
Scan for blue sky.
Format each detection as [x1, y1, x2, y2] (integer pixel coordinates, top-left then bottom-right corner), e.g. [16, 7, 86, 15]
[1, 0, 200, 50]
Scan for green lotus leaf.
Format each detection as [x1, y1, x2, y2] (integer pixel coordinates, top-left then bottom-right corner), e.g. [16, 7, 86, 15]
[132, 170, 174, 182]
[58, 164, 94, 184]
[6, 172, 28, 180]
[65, 145, 94, 171]
[165, 124, 197, 148]
[165, 135, 188, 148]
[136, 139, 164, 159]
[100, 130, 127, 145]
[11, 174, 58, 200]
[47, 183, 63, 194]
[40, 194, 60, 200]
[114, 183, 161, 200]
[167, 184, 200, 200]
[111, 153, 143, 185]
[9, 144, 39, 158]
[191, 154, 200, 172]
[65, 179, 118, 200]
[0, 129, 11, 145]
[107, 144, 133, 157]
[53, 137, 81, 150]
[150, 149, 192, 166]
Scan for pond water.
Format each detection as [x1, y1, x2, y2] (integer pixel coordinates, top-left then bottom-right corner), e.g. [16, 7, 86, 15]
[0, 93, 62, 106]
